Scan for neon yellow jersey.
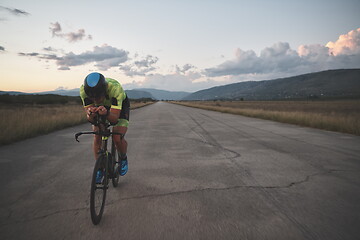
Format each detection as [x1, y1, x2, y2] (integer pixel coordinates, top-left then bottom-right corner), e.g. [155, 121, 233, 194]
[80, 78, 127, 110]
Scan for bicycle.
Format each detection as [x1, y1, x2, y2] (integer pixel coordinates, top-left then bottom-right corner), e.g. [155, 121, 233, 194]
[75, 113, 123, 225]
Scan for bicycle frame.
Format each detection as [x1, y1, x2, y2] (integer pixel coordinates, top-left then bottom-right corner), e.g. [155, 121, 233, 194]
[75, 118, 124, 145]
[75, 117, 124, 178]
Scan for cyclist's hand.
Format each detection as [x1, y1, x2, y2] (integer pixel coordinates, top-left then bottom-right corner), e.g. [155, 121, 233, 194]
[86, 106, 97, 117]
[97, 106, 108, 116]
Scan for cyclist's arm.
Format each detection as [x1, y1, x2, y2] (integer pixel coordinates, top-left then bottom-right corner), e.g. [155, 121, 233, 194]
[107, 108, 120, 125]
[80, 86, 97, 123]
[106, 79, 125, 125]
[85, 106, 97, 123]
[85, 106, 119, 125]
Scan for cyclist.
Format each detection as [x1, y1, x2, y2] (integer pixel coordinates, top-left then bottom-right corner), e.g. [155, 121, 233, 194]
[80, 72, 130, 182]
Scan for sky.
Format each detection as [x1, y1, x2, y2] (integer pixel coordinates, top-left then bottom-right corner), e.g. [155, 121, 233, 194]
[1, 0, 360, 93]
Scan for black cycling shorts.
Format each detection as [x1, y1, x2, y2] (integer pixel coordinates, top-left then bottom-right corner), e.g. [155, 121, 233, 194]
[119, 96, 130, 121]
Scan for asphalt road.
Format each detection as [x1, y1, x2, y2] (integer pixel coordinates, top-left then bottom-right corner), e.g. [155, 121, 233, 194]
[1, 102, 360, 240]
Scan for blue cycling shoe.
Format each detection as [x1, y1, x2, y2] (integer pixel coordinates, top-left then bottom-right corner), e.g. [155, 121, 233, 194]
[119, 159, 128, 176]
[96, 170, 103, 184]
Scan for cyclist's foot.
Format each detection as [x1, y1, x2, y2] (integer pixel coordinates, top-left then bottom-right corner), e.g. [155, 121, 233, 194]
[96, 170, 103, 184]
[119, 158, 128, 176]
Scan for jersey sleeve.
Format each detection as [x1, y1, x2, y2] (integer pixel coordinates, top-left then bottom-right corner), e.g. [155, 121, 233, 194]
[79, 85, 94, 107]
[107, 79, 126, 110]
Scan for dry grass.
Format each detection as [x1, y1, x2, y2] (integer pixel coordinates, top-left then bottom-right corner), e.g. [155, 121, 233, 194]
[0, 101, 155, 145]
[172, 100, 360, 136]
[130, 101, 156, 109]
[0, 104, 87, 145]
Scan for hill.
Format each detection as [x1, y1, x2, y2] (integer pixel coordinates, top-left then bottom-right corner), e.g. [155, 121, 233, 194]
[135, 88, 190, 100]
[125, 90, 155, 99]
[1, 89, 156, 100]
[183, 69, 360, 100]
[39, 89, 80, 96]
[34, 87, 189, 100]
[0, 91, 28, 95]
[40, 88, 159, 100]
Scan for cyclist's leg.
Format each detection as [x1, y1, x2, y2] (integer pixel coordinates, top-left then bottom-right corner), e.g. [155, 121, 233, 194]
[112, 125, 127, 155]
[113, 125, 128, 176]
[113, 96, 130, 157]
[92, 125, 102, 160]
[113, 97, 130, 175]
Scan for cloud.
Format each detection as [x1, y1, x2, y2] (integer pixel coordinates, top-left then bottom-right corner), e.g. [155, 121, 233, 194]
[39, 54, 61, 60]
[49, 22, 62, 37]
[121, 61, 211, 91]
[175, 64, 196, 74]
[297, 44, 329, 57]
[18, 45, 129, 70]
[123, 73, 214, 92]
[0, 6, 29, 16]
[120, 55, 158, 76]
[49, 22, 92, 43]
[18, 52, 39, 57]
[205, 49, 260, 76]
[205, 42, 303, 77]
[205, 28, 360, 78]
[326, 28, 360, 55]
[16, 27, 360, 91]
[43, 46, 57, 52]
[58, 66, 70, 71]
[66, 29, 93, 42]
[57, 45, 128, 70]
[134, 55, 158, 68]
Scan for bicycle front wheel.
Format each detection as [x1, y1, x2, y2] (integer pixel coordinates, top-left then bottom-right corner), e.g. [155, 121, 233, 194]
[90, 154, 108, 225]
[111, 140, 120, 187]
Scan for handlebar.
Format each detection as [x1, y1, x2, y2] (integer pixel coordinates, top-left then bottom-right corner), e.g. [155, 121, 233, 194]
[75, 131, 124, 142]
[91, 112, 109, 127]
[74, 112, 124, 142]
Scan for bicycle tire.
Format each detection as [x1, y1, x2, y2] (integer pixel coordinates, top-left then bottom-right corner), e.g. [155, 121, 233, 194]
[90, 154, 108, 225]
[111, 140, 120, 187]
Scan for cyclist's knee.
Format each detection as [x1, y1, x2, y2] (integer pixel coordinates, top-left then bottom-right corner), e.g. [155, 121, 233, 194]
[113, 135, 124, 145]
[112, 126, 127, 144]
[113, 126, 127, 134]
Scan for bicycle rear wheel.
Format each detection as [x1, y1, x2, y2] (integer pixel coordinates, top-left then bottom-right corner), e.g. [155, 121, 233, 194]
[111, 140, 120, 187]
[90, 154, 108, 225]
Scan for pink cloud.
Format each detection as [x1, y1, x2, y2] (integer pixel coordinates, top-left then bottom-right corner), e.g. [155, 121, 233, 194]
[297, 44, 328, 57]
[326, 28, 360, 55]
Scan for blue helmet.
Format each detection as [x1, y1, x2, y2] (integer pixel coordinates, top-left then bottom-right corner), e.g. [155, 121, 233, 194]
[84, 72, 107, 98]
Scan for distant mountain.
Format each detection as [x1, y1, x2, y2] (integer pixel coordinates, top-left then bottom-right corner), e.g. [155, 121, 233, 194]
[32, 88, 187, 100]
[135, 88, 191, 100]
[183, 69, 360, 100]
[4, 69, 358, 101]
[0, 89, 155, 100]
[0, 91, 29, 95]
[39, 89, 80, 96]
[38, 88, 157, 100]
[40, 87, 191, 100]
[125, 90, 154, 99]
[0, 89, 80, 96]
